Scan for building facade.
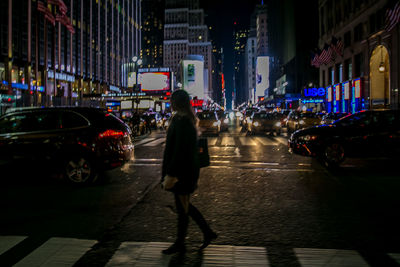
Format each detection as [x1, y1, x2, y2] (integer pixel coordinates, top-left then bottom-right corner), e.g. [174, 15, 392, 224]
[233, 26, 249, 107]
[163, 0, 212, 99]
[141, 0, 164, 68]
[245, 36, 257, 104]
[318, 0, 400, 112]
[0, 0, 141, 112]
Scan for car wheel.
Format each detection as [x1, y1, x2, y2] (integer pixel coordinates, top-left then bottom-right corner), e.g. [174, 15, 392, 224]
[323, 143, 345, 168]
[64, 156, 95, 184]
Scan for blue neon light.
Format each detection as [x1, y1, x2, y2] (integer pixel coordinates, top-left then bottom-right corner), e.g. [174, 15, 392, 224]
[304, 87, 326, 97]
[302, 99, 324, 104]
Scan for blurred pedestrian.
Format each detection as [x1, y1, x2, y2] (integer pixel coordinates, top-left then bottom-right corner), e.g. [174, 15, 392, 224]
[161, 90, 217, 254]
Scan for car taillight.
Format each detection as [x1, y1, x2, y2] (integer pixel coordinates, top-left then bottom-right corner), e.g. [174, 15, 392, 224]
[98, 129, 125, 138]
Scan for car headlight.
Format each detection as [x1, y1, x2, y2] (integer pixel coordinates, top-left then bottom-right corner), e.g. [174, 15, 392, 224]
[298, 134, 318, 141]
[224, 118, 229, 124]
[275, 122, 281, 127]
[299, 120, 305, 125]
[253, 121, 259, 127]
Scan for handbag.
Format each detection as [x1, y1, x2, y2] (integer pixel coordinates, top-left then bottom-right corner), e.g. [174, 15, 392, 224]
[162, 175, 178, 191]
[198, 138, 210, 168]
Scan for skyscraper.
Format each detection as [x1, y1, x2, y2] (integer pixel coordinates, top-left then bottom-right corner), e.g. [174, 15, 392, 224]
[141, 0, 164, 68]
[0, 0, 141, 110]
[163, 0, 212, 99]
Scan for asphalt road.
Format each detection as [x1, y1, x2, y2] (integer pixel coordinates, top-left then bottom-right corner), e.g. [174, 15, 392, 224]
[1, 123, 400, 266]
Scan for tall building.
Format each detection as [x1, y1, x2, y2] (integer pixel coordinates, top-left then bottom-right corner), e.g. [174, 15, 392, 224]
[245, 35, 257, 104]
[163, 0, 212, 99]
[0, 0, 141, 111]
[263, 0, 319, 108]
[141, 0, 164, 68]
[233, 26, 249, 107]
[317, 0, 399, 111]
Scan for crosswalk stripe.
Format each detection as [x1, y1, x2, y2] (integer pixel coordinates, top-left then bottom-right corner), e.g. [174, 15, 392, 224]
[143, 138, 165, 146]
[0, 236, 27, 255]
[106, 242, 270, 267]
[134, 137, 156, 146]
[253, 137, 278, 146]
[221, 137, 235, 146]
[239, 137, 257, 146]
[14, 237, 97, 267]
[207, 137, 218, 146]
[295, 248, 369, 267]
[275, 137, 288, 145]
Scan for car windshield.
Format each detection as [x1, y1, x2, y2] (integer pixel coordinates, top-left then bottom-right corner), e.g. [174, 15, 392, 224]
[299, 113, 318, 118]
[198, 113, 215, 120]
[335, 112, 371, 127]
[253, 113, 270, 119]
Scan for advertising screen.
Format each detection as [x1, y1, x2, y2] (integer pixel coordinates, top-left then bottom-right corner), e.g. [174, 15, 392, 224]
[182, 59, 205, 99]
[335, 84, 341, 101]
[256, 56, 270, 99]
[353, 78, 361, 98]
[343, 81, 350, 100]
[326, 86, 332, 102]
[137, 72, 171, 91]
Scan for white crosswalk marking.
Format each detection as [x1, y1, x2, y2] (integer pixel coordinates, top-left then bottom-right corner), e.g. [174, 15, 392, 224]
[207, 137, 218, 146]
[134, 137, 156, 146]
[275, 136, 288, 145]
[106, 242, 270, 267]
[221, 137, 235, 146]
[14, 237, 97, 267]
[0, 236, 27, 255]
[239, 137, 257, 146]
[295, 248, 369, 267]
[143, 138, 165, 146]
[253, 137, 278, 146]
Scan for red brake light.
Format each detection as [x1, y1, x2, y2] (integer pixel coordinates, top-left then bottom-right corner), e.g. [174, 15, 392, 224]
[99, 129, 124, 138]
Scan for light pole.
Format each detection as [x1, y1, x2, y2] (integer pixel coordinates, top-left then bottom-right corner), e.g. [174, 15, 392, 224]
[132, 56, 142, 113]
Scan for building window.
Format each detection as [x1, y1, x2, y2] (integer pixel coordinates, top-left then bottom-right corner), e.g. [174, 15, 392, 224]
[344, 31, 351, 47]
[354, 23, 362, 42]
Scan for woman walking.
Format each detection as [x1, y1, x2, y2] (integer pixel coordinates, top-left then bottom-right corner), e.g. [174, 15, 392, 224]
[161, 90, 217, 255]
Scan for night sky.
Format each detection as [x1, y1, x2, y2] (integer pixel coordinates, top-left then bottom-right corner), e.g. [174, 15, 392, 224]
[201, 0, 261, 108]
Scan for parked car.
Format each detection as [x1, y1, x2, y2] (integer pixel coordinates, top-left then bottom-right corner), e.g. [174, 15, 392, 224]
[286, 111, 322, 133]
[197, 111, 220, 135]
[320, 112, 350, 125]
[248, 112, 283, 135]
[288, 110, 400, 168]
[0, 107, 134, 184]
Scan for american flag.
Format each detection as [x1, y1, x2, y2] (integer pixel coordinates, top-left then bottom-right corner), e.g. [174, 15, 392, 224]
[48, 0, 68, 15]
[311, 50, 321, 67]
[319, 44, 333, 64]
[385, 1, 400, 32]
[37, 1, 55, 26]
[331, 36, 344, 57]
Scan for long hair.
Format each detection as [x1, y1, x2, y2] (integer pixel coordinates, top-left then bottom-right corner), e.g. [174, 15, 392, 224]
[170, 90, 197, 126]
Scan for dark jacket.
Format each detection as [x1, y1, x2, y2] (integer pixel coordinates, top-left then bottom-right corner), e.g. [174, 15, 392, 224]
[162, 113, 200, 194]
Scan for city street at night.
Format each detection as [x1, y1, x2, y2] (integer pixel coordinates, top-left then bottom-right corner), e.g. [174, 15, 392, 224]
[1, 122, 400, 266]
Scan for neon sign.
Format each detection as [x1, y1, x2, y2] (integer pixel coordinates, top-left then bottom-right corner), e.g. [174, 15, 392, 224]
[326, 86, 332, 102]
[335, 84, 341, 101]
[353, 78, 361, 98]
[342, 81, 350, 100]
[304, 87, 326, 97]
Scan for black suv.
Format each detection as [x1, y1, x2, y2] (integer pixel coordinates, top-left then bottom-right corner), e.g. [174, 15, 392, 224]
[288, 110, 400, 168]
[0, 107, 134, 184]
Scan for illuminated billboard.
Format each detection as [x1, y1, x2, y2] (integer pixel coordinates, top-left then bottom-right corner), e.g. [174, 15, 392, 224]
[182, 56, 205, 99]
[256, 56, 269, 99]
[137, 72, 171, 92]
